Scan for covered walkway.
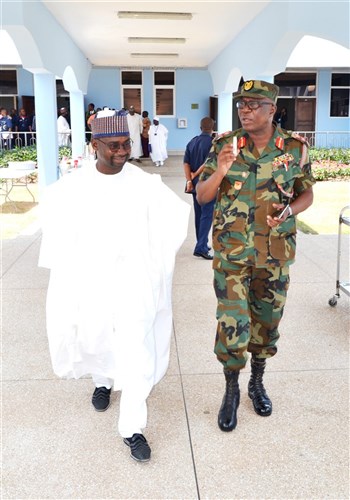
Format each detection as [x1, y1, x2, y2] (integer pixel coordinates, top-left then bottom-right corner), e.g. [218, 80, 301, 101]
[2, 157, 349, 499]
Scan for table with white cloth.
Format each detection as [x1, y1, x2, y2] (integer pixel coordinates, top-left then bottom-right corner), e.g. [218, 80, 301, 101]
[0, 166, 37, 205]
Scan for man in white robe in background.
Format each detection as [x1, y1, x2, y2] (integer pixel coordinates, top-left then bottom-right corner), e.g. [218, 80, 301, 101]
[149, 116, 169, 167]
[39, 109, 190, 463]
[57, 107, 71, 146]
[126, 105, 143, 162]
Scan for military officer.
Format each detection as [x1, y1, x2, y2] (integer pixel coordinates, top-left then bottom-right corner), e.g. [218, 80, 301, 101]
[196, 80, 315, 432]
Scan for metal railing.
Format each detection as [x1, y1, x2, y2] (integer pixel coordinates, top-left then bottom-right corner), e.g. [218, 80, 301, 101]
[1, 130, 349, 151]
[295, 131, 350, 149]
[0, 131, 37, 150]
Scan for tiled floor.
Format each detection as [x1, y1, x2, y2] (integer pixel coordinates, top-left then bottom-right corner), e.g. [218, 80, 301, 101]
[2, 157, 349, 499]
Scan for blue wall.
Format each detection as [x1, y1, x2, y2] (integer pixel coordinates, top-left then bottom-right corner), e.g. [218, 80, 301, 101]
[85, 67, 214, 152]
[317, 70, 350, 132]
[315, 70, 350, 147]
[13, 66, 349, 150]
[86, 68, 122, 110]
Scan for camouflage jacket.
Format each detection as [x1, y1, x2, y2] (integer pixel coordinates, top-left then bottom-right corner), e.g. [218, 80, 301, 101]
[200, 126, 316, 269]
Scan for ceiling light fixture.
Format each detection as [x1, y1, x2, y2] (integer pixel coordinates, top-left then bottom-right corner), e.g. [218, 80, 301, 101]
[128, 37, 186, 44]
[131, 53, 179, 58]
[118, 11, 192, 21]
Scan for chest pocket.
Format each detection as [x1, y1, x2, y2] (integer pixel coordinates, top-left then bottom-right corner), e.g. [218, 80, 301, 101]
[272, 162, 303, 201]
[217, 164, 250, 205]
[213, 165, 250, 257]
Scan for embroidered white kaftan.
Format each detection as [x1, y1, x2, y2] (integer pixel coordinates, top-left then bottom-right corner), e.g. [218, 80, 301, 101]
[149, 123, 168, 163]
[39, 163, 190, 397]
[57, 115, 71, 146]
[126, 113, 143, 159]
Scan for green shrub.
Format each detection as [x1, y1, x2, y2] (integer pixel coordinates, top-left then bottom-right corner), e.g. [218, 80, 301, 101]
[312, 165, 350, 181]
[309, 148, 350, 181]
[0, 145, 38, 167]
[309, 148, 350, 164]
[0, 146, 72, 168]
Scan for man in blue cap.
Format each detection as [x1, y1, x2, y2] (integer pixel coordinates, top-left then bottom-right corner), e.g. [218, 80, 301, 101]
[39, 109, 190, 462]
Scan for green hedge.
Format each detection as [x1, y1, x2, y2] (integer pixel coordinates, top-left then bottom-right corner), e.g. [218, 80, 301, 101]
[309, 148, 350, 163]
[0, 146, 72, 168]
[309, 148, 350, 181]
[1, 145, 349, 180]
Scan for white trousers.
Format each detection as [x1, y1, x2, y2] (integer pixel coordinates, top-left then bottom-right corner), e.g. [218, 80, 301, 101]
[92, 374, 150, 438]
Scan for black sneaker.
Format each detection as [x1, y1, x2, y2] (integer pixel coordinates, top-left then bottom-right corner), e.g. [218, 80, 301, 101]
[92, 386, 111, 412]
[123, 433, 151, 462]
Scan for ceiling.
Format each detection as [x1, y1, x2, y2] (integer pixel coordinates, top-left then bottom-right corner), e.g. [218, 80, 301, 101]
[42, 1, 270, 68]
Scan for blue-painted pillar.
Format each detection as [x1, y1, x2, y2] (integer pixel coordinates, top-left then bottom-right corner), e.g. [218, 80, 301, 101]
[33, 72, 59, 188]
[217, 92, 233, 133]
[70, 90, 85, 159]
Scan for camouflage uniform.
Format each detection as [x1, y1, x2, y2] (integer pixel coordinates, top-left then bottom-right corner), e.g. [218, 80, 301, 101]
[200, 124, 316, 371]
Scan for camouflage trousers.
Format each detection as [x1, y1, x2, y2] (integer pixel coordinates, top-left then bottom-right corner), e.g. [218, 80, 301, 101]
[214, 263, 290, 370]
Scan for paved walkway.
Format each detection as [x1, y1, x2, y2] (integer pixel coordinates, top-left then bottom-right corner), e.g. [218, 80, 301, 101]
[2, 156, 349, 499]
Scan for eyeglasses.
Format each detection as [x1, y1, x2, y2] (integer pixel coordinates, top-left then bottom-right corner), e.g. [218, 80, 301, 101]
[96, 137, 133, 152]
[236, 100, 274, 111]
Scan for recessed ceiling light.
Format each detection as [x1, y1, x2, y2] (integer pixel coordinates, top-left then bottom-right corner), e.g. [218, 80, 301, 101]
[128, 37, 186, 44]
[118, 11, 192, 20]
[131, 53, 179, 58]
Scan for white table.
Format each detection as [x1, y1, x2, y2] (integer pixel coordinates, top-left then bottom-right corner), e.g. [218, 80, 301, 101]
[0, 168, 37, 205]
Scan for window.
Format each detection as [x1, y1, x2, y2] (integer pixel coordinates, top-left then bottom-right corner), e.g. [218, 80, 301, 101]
[274, 72, 317, 97]
[154, 71, 175, 116]
[121, 71, 142, 113]
[0, 70, 18, 112]
[0, 69, 18, 95]
[330, 73, 349, 117]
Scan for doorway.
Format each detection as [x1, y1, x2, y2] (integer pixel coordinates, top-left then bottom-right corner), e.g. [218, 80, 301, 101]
[295, 98, 316, 131]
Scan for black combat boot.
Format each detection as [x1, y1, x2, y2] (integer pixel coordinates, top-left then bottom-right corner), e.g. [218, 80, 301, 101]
[218, 370, 240, 431]
[248, 355, 272, 416]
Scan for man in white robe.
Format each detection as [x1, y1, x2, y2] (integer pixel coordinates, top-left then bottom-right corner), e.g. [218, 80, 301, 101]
[39, 109, 190, 463]
[126, 105, 143, 161]
[149, 116, 169, 167]
[57, 107, 71, 146]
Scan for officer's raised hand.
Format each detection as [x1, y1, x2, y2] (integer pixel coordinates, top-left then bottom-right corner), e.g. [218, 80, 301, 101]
[217, 143, 240, 176]
[197, 143, 240, 205]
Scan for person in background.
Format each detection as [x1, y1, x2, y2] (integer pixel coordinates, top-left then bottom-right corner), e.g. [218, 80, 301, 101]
[39, 109, 190, 463]
[15, 108, 32, 147]
[85, 102, 96, 142]
[87, 107, 101, 132]
[149, 116, 168, 167]
[274, 107, 288, 129]
[31, 111, 36, 132]
[126, 105, 143, 162]
[141, 110, 151, 158]
[0, 108, 13, 149]
[196, 80, 315, 433]
[57, 107, 71, 146]
[9, 108, 18, 129]
[184, 116, 216, 260]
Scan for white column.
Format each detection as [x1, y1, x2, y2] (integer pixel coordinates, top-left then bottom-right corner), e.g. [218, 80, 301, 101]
[33, 72, 59, 188]
[69, 90, 85, 159]
[217, 92, 233, 134]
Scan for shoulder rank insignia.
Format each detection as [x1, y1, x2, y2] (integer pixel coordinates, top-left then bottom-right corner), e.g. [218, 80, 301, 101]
[290, 132, 310, 147]
[275, 137, 284, 150]
[214, 130, 232, 142]
[272, 153, 294, 171]
[238, 136, 246, 149]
